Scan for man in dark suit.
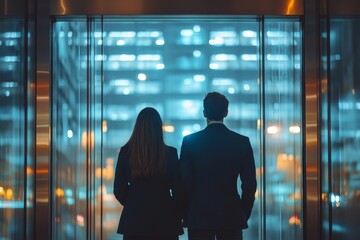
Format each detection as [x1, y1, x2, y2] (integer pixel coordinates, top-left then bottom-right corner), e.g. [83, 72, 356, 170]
[180, 92, 257, 240]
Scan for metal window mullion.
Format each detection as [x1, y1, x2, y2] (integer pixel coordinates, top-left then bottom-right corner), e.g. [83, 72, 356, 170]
[100, 15, 104, 240]
[260, 15, 267, 240]
[86, 15, 92, 240]
[23, 3, 29, 239]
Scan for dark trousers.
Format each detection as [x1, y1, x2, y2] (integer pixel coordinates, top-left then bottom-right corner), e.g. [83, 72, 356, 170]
[188, 229, 243, 240]
[123, 235, 178, 240]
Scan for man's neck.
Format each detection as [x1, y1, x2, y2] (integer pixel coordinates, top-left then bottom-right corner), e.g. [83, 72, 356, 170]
[207, 119, 223, 125]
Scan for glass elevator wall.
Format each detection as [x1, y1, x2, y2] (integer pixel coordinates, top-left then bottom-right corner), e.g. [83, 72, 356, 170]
[264, 20, 302, 239]
[321, 18, 360, 240]
[51, 16, 302, 239]
[0, 18, 35, 239]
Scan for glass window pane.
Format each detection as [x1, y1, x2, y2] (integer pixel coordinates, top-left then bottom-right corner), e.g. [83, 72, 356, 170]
[320, 16, 331, 240]
[326, 18, 360, 239]
[102, 17, 261, 240]
[0, 17, 34, 239]
[52, 16, 303, 240]
[264, 19, 303, 240]
[52, 19, 88, 239]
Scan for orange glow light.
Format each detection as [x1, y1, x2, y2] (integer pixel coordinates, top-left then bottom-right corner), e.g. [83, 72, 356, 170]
[286, 0, 295, 15]
[60, 0, 66, 14]
[36, 169, 49, 174]
[76, 214, 85, 227]
[163, 125, 175, 133]
[27, 166, 34, 175]
[82, 131, 95, 148]
[5, 189, 14, 200]
[102, 120, 108, 133]
[55, 188, 64, 197]
[289, 215, 301, 225]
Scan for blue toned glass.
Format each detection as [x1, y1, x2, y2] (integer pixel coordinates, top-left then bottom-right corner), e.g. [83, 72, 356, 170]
[0, 17, 35, 239]
[52, 16, 303, 240]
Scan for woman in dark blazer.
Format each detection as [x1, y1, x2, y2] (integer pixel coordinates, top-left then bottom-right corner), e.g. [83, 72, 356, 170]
[113, 107, 183, 240]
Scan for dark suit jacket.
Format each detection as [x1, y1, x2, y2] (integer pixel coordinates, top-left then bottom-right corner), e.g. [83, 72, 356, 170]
[113, 144, 183, 236]
[180, 123, 257, 230]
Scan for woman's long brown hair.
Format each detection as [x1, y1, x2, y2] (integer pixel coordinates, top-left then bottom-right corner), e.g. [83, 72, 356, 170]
[128, 107, 167, 177]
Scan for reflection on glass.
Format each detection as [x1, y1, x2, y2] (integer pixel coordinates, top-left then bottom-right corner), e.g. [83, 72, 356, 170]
[264, 19, 302, 239]
[102, 18, 261, 240]
[0, 18, 35, 239]
[52, 19, 88, 239]
[52, 16, 302, 240]
[321, 18, 360, 239]
[320, 17, 331, 240]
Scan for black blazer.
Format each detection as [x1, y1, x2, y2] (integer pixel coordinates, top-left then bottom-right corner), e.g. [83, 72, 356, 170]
[113, 144, 183, 236]
[180, 123, 257, 230]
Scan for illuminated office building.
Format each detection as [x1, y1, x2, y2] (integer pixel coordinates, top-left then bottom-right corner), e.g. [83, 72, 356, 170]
[0, 0, 359, 239]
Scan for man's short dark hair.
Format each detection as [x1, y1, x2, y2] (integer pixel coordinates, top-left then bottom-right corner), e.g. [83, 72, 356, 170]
[203, 92, 229, 121]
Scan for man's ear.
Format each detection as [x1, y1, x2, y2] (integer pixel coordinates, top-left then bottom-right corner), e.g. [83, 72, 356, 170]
[203, 110, 207, 118]
[224, 110, 228, 118]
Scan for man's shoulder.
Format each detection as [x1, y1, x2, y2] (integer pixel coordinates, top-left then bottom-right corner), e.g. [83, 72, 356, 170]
[185, 129, 205, 138]
[227, 129, 249, 141]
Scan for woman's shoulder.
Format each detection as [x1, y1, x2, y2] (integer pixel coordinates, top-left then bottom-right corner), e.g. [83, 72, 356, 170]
[165, 146, 179, 164]
[118, 143, 130, 157]
[120, 143, 130, 150]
